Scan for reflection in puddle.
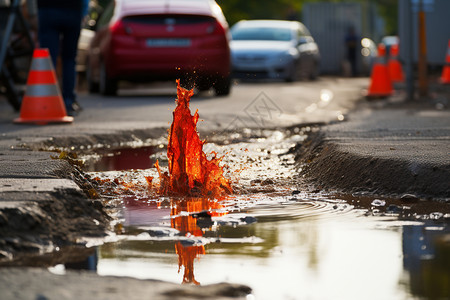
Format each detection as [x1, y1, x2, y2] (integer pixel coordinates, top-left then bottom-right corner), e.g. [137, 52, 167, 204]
[402, 224, 450, 299]
[171, 198, 224, 285]
[119, 196, 230, 285]
[96, 192, 450, 300]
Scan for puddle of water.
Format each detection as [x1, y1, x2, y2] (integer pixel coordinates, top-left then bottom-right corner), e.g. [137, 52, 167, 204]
[76, 129, 450, 300]
[90, 195, 450, 300]
[82, 146, 156, 172]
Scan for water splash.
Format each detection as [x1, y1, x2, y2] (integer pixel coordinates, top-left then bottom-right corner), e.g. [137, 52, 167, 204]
[155, 80, 232, 198]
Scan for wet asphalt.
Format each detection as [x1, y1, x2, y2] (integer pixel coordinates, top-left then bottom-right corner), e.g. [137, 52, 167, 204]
[0, 77, 449, 299]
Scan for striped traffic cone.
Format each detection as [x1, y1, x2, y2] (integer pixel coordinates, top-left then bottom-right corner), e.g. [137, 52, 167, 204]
[388, 44, 404, 83]
[440, 40, 450, 84]
[14, 48, 73, 125]
[367, 44, 393, 98]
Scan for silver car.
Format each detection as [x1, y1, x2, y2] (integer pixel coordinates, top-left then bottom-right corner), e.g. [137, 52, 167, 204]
[230, 20, 320, 82]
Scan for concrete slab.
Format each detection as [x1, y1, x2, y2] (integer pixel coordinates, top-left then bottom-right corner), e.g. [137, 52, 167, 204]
[0, 150, 73, 179]
[0, 267, 252, 300]
[0, 178, 80, 193]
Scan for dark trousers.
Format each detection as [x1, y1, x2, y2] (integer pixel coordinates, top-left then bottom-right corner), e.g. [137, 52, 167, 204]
[38, 7, 82, 110]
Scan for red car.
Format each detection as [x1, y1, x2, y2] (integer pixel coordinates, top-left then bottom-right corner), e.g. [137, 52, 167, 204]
[86, 0, 231, 96]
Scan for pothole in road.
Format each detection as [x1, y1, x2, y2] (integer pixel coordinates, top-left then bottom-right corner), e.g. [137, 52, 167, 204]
[69, 127, 450, 300]
[81, 128, 309, 225]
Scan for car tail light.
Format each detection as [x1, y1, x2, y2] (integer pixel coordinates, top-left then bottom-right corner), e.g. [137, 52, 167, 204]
[110, 20, 130, 35]
[202, 20, 229, 49]
[208, 20, 226, 36]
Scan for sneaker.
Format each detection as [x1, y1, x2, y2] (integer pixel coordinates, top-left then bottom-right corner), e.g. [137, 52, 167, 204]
[72, 101, 83, 112]
[66, 109, 78, 117]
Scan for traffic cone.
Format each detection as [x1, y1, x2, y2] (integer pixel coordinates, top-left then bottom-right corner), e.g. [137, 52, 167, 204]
[14, 48, 73, 125]
[367, 44, 393, 98]
[388, 44, 404, 83]
[440, 40, 450, 84]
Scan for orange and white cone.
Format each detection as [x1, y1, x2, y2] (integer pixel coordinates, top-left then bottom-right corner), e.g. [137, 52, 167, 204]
[367, 44, 393, 98]
[388, 44, 404, 83]
[440, 40, 450, 84]
[14, 48, 73, 125]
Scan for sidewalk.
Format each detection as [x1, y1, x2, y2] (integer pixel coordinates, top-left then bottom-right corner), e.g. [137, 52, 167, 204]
[295, 82, 450, 200]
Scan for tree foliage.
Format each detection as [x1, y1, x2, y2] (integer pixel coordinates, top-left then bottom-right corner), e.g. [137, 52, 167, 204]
[217, 0, 302, 25]
[217, 0, 397, 34]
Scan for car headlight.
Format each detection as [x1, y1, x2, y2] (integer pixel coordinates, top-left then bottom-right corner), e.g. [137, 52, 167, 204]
[276, 49, 297, 63]
[287, 48, 298, 56]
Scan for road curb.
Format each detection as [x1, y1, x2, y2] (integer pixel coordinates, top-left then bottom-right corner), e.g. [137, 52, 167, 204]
[295, 119, 450, 200]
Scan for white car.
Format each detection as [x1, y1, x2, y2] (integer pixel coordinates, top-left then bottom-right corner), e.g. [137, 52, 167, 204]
[230, 20, 320, 82]
[381, 35, 399, 57]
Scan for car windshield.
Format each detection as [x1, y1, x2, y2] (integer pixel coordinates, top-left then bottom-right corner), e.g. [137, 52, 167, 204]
[381, 36, 399, 46]
[231, 26, 292, 41]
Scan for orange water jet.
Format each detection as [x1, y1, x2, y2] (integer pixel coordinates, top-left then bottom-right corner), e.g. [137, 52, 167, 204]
[156, 80, 232, 197]
[90, 80, 233, 285]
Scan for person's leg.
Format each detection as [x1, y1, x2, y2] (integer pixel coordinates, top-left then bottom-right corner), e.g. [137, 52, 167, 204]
[351, 57, 357, 77]
[37, 7, 60, 68]
[60, 9, 82, 113]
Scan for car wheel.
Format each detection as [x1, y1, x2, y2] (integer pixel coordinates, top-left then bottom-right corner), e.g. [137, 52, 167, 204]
[213, 76, 231, 96]
[196, 79, 211, 92]
[86, 61, 99, 93]
[285, 60, 301, 82]
[99, 61, 117, 96]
